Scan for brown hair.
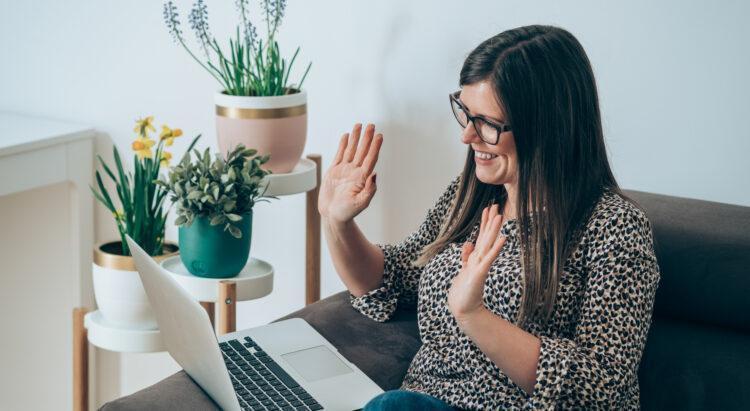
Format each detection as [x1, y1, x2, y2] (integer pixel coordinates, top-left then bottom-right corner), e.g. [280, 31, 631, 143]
[414, 25, 638, 328]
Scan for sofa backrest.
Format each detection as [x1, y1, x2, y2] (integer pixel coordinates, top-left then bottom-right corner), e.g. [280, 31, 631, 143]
[624, 189, 750, 410]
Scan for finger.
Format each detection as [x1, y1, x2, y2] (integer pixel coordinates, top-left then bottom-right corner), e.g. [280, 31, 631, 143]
[460, 241, 473, 264]
[481, 204, 500, 250]
[480, 214, 503, 255]
[333, 133, 348, 165]
[344, 123, 362, 163]
[361, 133, 383, 177]
[489, 232, 507, 257]
[354, 124, 375, 166]
[489, 202, 499, 222]
[476, 207, 489, 253]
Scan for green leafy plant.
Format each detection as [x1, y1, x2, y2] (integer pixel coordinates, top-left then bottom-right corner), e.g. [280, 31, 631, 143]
[163, 0, 311, 97]
[157, 144, 278, 238]
[90, 116, 201, 256]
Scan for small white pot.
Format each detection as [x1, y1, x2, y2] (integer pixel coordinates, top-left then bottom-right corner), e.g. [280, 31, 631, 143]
[215, 88, 308, 174]
[92, 241, 179, 330]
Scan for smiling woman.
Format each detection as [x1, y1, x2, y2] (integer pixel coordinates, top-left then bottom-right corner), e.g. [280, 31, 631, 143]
[321, 24, 660, 410]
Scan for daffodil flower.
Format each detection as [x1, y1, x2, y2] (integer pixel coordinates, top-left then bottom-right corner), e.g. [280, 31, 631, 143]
[134, 116, 156, 138]
[160, 151, 173, 166]
[132, 137, 156, 159]
[159, 125, 183, 147]
[113, 208, 125, 222]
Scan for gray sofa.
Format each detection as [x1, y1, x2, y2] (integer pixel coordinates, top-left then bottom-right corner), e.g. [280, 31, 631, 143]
[100, 190, 750, 410]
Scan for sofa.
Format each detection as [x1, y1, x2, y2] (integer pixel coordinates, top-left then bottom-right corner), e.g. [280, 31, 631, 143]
[100, 189, 750, 410]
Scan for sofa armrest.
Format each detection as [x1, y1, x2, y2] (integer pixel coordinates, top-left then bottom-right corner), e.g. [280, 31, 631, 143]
[100, 291, 421, 410]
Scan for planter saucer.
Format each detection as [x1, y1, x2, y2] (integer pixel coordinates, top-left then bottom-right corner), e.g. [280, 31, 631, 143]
[84, 310, 165, 353]
[259, 157, 317, 196]
[160, 256, 274, 302]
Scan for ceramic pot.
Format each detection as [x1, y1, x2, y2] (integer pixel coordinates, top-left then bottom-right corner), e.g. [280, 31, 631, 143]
[178, 211, 253, 278]
[92, 241, 179, 330]
[215, 88, 307, 174]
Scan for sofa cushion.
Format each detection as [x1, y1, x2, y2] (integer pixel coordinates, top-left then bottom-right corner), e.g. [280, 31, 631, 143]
[639, 317, 750, 410]
[624, 190, 750, 331]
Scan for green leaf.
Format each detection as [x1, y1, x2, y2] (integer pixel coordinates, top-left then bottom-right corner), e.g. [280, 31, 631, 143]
[228, 224, 242, 239]
[226, 213, 242, 222]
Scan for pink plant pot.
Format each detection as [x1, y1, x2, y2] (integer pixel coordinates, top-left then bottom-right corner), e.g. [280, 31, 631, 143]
[215, 89, 307, 174]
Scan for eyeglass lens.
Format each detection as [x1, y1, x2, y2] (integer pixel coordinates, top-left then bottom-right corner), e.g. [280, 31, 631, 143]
[451, 98, 498, 144]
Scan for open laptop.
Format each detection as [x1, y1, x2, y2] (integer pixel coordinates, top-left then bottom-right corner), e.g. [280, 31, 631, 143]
[125, 236, 383, 411]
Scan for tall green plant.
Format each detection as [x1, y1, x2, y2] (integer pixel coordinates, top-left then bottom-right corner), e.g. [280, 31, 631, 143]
[163, 0, 311, 97]
[90, 116, 201, 256]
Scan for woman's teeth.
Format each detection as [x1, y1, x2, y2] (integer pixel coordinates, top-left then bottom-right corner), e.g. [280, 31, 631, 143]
[475, 151, 498, 160]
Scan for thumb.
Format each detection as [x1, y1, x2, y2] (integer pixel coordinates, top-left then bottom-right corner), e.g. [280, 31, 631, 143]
[364, 172, 377, 193]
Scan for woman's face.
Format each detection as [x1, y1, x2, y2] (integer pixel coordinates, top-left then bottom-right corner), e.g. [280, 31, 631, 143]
[458, 80, 517, 186]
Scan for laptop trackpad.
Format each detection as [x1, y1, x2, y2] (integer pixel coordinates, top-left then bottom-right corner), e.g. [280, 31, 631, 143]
[281, 345, 353, 382]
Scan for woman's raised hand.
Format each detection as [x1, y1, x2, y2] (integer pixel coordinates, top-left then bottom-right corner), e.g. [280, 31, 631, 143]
[318, 123, 383, 224]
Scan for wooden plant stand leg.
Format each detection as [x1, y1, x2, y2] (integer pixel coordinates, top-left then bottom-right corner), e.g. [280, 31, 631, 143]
[306, 154, 322, 306]
[200, 301, 215, 329]
[73, 307, 88, 411]
[218, 281, 236, 335]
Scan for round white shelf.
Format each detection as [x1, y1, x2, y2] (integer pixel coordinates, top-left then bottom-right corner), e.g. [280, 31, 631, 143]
[160, 256, 274, 302]
[259, 157, 317, 197]
[84, 310, 165, 353]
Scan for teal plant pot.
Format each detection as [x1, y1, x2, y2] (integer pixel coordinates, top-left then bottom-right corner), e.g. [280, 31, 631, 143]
[178, 211, 253, 278]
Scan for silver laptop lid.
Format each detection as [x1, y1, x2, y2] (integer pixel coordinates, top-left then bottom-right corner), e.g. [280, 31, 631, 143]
[126, 236, 240, 411]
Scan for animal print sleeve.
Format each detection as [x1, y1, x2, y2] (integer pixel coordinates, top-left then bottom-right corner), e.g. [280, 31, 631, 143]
[525, 202, 661, 409]
[349, 173, 462, 323]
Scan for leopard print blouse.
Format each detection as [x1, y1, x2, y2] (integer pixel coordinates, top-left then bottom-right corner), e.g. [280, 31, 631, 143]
[349, 174, 661, 410]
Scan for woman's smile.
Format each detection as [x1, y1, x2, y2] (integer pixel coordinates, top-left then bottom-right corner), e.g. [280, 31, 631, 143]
[474, 149, 499, 163]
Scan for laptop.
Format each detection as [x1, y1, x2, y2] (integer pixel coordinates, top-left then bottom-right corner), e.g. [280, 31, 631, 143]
[125, 236, 384, 411]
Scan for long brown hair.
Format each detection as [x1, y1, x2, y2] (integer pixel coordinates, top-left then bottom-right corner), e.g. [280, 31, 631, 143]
[415, 25, 635, 328]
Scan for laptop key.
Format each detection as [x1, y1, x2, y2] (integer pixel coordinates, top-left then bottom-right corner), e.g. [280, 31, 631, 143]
[302, 397, 318, 406]
[308, 404, 323, 411]
[265, 362, 300, 389]
[290, 386, 307, 395]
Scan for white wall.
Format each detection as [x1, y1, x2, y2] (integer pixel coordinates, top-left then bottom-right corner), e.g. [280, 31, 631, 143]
[1, 0, 748, 408]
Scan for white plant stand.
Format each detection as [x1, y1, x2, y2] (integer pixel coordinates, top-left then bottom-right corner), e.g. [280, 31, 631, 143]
[73, 154, 322, 411]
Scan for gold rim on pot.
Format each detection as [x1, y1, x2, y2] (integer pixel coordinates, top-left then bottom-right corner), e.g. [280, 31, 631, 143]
[94, 241, 179, 271]
[215, 104, 307, 120]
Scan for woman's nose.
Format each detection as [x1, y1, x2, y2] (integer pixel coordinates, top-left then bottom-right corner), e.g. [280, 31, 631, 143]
[460, 122, 481, 145]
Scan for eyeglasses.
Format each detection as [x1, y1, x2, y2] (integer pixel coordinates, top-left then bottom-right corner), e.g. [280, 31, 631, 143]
[449, 90, 512, 145]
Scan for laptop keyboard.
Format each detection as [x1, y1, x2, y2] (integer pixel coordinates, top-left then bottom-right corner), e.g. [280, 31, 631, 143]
[221, 337, 324, 411]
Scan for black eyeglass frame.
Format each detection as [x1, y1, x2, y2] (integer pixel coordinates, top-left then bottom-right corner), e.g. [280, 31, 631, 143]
[449, 90, 512, 145]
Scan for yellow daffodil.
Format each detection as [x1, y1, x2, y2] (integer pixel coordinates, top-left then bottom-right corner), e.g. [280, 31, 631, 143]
[134, 116, 156, 138]
[113, 208, 125, 222]
[132, 137, 156, 159]
[160, 151, 173, 166]
[159, 125, 183, 147]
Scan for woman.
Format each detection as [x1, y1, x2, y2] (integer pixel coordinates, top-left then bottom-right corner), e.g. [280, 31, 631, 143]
[318, 25, 660, 410]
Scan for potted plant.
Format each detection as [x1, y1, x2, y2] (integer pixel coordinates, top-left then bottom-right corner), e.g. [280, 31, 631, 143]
[90, 116, 200, 330]
[157, 143, 278, 278]
[163, 0, 312, 174]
